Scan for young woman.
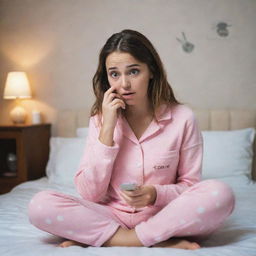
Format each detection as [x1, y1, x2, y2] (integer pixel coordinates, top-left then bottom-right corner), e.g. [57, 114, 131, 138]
[28, 29, 235, 249]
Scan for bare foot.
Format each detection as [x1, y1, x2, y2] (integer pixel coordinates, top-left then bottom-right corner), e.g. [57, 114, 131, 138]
[153, 238, 200, 250]
[59, 240, 88, 248]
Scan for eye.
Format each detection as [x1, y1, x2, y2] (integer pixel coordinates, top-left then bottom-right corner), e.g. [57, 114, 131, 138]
[129, 69, 140, 75]
[109, 71, 119, 78]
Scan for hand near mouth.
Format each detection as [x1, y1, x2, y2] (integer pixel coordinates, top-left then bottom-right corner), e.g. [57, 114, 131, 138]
[99, 87, 126, 146]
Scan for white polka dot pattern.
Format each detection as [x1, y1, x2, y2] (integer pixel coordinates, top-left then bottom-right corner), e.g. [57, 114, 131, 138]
[197, 207, 205, 214]
[57, 215, 64, 222]
[211, 190, 219, 196]
[154, 235, 165, 242]
[179, 219, 186, 224]
[216, 202, 221, 208]
[45, 218, 52, 224]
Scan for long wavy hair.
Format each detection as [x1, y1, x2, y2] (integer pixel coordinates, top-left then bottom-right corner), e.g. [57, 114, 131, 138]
[91, 29, 181, 117]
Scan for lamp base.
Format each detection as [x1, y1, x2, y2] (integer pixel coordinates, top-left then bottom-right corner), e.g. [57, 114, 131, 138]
[10, 106, 27, 124]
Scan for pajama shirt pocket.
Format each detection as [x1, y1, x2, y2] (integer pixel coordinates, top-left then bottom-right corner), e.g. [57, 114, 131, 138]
[151, 150, 179, 183]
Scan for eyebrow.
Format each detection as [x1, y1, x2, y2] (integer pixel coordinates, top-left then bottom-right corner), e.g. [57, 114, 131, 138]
[108, 64, 140, 71]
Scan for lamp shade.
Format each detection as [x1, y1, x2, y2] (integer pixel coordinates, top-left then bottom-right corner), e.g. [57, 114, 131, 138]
[3, 72, 32, 99]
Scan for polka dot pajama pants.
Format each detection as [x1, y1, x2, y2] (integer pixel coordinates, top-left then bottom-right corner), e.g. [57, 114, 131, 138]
[28, 179, 235, 247]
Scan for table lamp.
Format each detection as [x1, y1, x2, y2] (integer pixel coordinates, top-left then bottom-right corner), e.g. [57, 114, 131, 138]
[3, 72, 32, 124]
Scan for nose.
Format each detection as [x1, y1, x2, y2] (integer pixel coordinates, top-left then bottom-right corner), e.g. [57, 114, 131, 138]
[120, 75, 131, 89]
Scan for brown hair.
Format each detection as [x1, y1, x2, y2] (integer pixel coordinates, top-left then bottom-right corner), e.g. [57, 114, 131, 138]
[91, 29, 181, 117]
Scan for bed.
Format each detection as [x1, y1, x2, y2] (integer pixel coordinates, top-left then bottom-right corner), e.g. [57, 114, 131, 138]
[0, 108, 256, 256]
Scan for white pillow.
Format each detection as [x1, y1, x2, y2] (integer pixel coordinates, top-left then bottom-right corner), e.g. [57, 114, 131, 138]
[202, 128, 255, 180]
[46, 137, 87, 186]
[76, 127, 89, 137]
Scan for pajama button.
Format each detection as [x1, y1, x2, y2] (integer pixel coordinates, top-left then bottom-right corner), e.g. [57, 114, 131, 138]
[137, 163, 142, 168]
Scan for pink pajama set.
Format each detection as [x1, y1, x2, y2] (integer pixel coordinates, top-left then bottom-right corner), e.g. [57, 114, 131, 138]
[28, 104, 235, 247]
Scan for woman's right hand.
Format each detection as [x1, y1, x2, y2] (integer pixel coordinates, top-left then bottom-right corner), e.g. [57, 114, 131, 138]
[99, 86, 125, 146]
[102, 86, 125, 129]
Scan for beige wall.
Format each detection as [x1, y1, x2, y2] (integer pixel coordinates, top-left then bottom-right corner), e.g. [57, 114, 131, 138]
[0, 0, 255, 135]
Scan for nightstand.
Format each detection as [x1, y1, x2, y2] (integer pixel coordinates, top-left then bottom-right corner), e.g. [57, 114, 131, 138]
[0, 124, 51, 194]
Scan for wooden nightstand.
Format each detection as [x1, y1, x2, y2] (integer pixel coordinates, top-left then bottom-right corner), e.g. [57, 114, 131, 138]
[0, 124, 51, 194]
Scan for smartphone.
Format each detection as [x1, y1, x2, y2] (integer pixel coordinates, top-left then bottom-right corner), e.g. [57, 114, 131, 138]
[120, 183, 138, 191]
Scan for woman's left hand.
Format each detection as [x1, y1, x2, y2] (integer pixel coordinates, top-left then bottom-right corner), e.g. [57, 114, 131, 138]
[119, 185, 157, 208]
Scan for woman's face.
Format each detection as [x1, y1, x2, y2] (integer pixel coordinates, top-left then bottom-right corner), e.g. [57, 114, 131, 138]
[105, 51, 152, 107]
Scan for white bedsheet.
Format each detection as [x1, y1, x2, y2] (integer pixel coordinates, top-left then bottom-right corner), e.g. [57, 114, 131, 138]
[0, 177, 256, 256]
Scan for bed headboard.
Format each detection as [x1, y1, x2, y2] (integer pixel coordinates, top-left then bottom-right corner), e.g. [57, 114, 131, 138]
[56, 108, 256, 180]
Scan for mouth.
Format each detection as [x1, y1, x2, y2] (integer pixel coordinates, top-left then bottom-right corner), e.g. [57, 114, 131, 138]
[121, 92, 135, 100]
[122, 92, 135, 96]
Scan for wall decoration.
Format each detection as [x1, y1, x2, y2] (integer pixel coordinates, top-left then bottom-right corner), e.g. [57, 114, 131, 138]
[216, 22, 232, 37]
[176, 32, 194, 53]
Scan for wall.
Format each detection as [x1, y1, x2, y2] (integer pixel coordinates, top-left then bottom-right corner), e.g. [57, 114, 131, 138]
[0, 0, 255, 135]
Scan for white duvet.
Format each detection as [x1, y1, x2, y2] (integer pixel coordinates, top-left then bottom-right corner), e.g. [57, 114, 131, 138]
[0, 176, 256, 256]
